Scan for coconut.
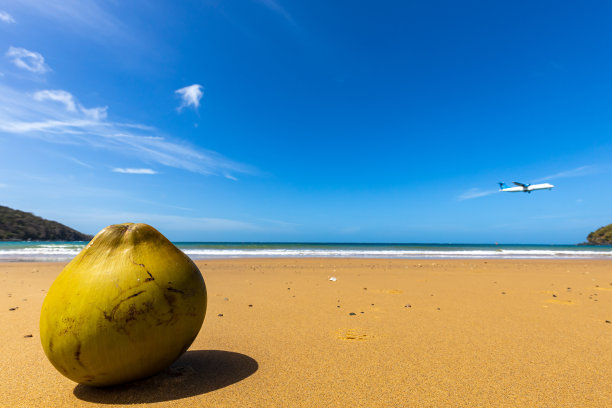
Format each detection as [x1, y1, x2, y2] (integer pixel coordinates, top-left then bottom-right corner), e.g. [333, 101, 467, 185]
[40, 223, 207, 386]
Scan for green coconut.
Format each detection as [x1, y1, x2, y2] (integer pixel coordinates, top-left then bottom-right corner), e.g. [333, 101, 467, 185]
[40, 223, 207, 386]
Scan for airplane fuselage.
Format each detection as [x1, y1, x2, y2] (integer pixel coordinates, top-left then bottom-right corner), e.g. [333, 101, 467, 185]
[500, 182, 554, 193]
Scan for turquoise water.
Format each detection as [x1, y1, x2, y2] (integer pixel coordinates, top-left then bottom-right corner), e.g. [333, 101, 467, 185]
[0, 241, 610, 262]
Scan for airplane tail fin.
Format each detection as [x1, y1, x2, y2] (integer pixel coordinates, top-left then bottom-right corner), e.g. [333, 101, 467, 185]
[498, 182, 508, 190]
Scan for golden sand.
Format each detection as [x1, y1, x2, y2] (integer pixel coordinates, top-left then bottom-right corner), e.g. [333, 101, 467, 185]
[1, 259, 611, 407]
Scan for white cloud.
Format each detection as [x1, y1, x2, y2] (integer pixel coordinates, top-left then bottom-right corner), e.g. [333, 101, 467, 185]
[0, 118, 95, 134]
[254, 0, 297, 27]
[160, 215, 260, 231]
[80, 105, 108, 121]
[67, 210, 261, 233]
[68, 157, 93, 168]
[457, 188, 498, 201]
[8, 1, 129, 41]
[33, 90, 77, 112]
[536, 165, 600, 182]
[0, 83, 255, 177]
[175, 84, 203, 111]
[33, 89, 108, 120]
[113, 168, 158, 175]
[0, 10, 15, 23]
[6, 46, 49, 73]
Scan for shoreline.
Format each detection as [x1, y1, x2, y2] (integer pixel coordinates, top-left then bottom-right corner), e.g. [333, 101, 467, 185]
[4, 256, 612, 262]
[2, 258, 611, 407]
[2, 242, 612, 263]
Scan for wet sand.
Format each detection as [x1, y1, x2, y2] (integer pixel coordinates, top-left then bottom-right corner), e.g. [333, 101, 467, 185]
[1, 259, 611, 407]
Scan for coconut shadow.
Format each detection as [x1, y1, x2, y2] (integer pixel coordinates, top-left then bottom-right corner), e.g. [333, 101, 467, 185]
[73, 350, 258, 404]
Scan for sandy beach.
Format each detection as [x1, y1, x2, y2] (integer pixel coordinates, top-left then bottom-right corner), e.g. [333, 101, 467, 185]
[1, 258, 611, 407]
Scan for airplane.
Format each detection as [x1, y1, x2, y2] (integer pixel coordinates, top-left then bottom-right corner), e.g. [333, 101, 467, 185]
[498, 181, 554, 193]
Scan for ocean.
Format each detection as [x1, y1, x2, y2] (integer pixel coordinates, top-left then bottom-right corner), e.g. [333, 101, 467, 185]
[0, 241, 610, 262]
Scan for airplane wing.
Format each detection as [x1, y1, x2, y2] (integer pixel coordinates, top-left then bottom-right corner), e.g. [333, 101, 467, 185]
[512, 181, 529, 187]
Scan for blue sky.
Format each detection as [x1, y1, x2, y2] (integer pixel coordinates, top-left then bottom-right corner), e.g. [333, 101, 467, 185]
[0, 1, 611, 243]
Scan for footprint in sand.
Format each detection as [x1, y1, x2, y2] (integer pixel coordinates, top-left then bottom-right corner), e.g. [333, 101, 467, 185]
[336, 328, 371, 341]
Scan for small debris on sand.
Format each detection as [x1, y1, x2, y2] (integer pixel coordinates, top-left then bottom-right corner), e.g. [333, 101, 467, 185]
[23, 334, 32, 338]
[218, 314, 224, 317]
[349, 312, 356, 316]
[9, 307, 18, 311]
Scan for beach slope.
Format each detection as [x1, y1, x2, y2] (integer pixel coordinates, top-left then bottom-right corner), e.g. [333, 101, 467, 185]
[1, 259, 611, 407]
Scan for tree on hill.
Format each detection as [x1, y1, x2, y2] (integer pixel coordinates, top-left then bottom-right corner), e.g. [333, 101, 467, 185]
[0, 205, 92, 241]
[586, 223, 612, 245]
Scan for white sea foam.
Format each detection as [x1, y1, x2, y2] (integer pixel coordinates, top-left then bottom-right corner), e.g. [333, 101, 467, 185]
[181, 248, 612, 259]
[0, 243, 610, 262]
[0, 244, 85, 261]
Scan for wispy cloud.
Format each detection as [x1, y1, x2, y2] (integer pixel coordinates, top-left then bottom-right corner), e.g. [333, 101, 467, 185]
[9, 1, 129, 40]
[175, 84, 203, 111]
[80, 105, 108, 121]
[70, 211, 262, 233]
[254, 0, 297, 27]
[0, 10, 16, 23]
[33, 89, 109, 120]
[33, 90, 77, 112]
[457, 188, 498, 201]
[0, 83, 255, 177]
[458, 165, 607, 201]
[67, 157, 93, 168]
[535, 165, 601, 182]
[113, 168, 158, 175]
[6, 46, 50, 73]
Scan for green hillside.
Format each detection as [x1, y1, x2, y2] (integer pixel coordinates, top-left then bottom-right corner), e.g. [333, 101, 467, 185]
[586, 223, 612, 245]
[0, 205, 92, 241]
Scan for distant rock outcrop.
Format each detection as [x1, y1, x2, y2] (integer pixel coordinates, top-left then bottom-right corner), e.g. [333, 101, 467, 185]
[586, 223, 612, 245]
[0, 205, 92, 241]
